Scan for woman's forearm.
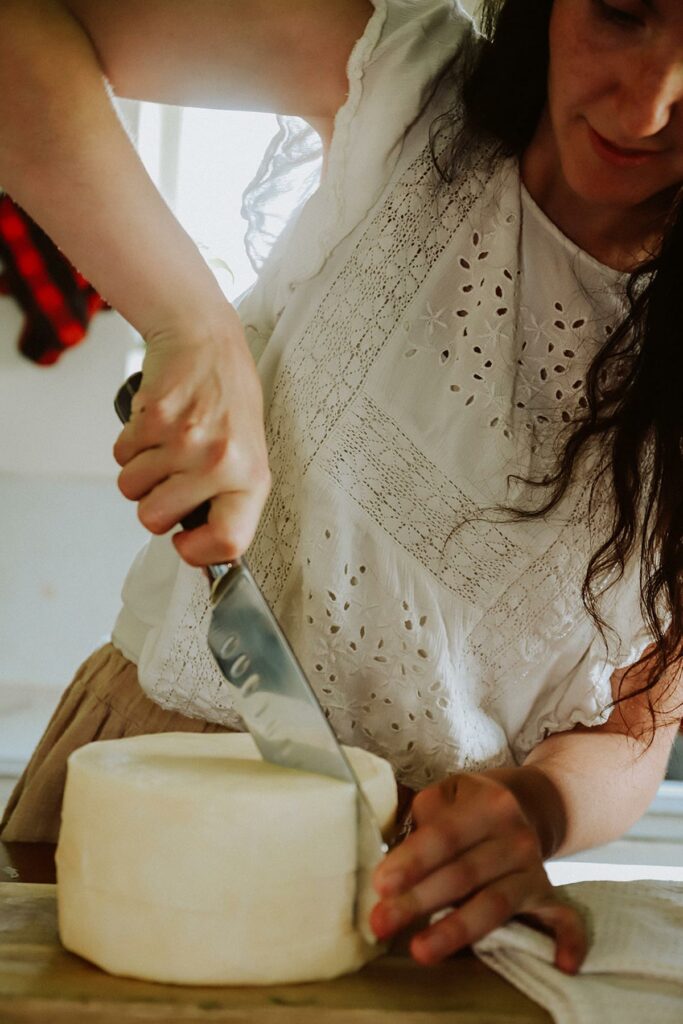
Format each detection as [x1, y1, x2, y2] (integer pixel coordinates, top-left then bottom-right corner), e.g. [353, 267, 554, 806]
[1, 2, 273, 568]
[0, 0, 228, 340]
[483, 722, 676, 860]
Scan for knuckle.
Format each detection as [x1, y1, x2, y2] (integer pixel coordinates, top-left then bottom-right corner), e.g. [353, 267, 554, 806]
[176, 414, 221, 457]
[222, 539, 245, 562]
[224, 518, 256, 558]
[117, 471, 135, 500]
[202, 435, 229, 472]
[396, 888, 421, 921]
[513, 827, 541, 866]
[411, 786, 441, 822]
[410, 788, 431, 821]
[232, 444, 270, 492]
[137, 502, 167, 535]
[173, 539, 203, 567]
[144, 395, 174, 429]
[491, 783, 520, 823]
[485, 887, 513, 922]
[172, 422, 200, 456]
[207, 438, 243, 485]
[555, 902, 582, 929]
[113, 427, 134, 465]
[134, 396, 167, 433]
[439, 912, 470, 949]
[452, 857, 479, 894]
[417, 822, 451, 864]
[210, 531, 246, 564]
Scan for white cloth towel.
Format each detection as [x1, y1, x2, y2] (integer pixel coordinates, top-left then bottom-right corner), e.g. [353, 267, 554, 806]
[474, 881, 683, 1023]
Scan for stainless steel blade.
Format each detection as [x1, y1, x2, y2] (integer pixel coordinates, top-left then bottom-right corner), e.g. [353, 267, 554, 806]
[114, 372, 387, 941]
[207, 561, 387, 942]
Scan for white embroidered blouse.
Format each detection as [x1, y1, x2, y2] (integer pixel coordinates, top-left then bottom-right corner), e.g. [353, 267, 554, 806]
[111, 0, 651, 790]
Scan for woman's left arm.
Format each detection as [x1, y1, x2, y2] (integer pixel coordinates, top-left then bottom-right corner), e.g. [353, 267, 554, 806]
[372, 654, 682, 974]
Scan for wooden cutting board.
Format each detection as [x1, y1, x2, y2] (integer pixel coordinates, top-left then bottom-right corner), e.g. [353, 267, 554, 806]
[0, 883, 552, 1023]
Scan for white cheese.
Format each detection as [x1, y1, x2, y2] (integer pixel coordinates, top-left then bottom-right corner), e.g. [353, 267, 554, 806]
[56, 732, 397, 985]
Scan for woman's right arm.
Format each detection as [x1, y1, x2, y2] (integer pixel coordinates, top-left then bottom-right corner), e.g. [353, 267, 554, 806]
[0, 0, 372, 564]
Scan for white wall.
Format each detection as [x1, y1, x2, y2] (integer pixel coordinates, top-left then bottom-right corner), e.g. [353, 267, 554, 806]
[0, 306, 148, 690]
[0, 302, 136, 479]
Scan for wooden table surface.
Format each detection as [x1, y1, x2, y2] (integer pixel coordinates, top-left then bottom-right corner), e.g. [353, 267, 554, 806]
[0, 843, 552, 1023]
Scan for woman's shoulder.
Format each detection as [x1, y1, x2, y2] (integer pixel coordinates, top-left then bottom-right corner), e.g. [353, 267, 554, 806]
[371, 0, 475, 65]
[240, 0, 475, 286]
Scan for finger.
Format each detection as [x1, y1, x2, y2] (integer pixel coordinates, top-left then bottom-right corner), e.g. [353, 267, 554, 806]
[374, 811, 489, 899]
[409, 775, 461, 826]
[518, 896, 589, 975]
[117, 423, 231, 503]
[134, 469, 222, 536]
[117, 447, 175, 503]
[113, 399, 171, 465]
[113, 387, 208, 465]
[371, 832, 539, 939]
[133, 419, 262, 535]
[409, 870, 533, 966]
[172, 490, 265, 565]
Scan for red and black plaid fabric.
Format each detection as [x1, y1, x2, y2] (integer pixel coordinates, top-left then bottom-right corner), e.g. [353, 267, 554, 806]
[0, 194, 109, 365]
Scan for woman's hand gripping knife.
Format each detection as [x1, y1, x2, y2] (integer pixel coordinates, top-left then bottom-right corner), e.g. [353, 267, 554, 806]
[0, 0, 273, 564]
[372, 655, 682, 975]
[114, 315, 270, 566]
[0, 0, 376, 560]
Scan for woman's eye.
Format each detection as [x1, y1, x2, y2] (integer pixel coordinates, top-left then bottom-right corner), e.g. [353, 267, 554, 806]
[593, 0, 644, 28]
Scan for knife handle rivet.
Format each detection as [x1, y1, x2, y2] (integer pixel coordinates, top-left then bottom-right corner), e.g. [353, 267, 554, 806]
[219, 635, 238, 658]
[230, 653, 251, 678]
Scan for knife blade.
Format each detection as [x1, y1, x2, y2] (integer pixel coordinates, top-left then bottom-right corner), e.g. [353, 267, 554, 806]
[114, 373, 387, 940]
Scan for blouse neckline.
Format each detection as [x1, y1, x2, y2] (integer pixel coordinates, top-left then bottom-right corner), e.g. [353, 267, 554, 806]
[519, 177, 629, 284]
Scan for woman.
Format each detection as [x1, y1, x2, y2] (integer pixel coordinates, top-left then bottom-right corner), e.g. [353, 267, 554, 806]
[1, 0, 682, 976]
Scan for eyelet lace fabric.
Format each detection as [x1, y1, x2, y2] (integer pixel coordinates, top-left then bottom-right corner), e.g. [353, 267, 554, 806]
[118, 0, 652, 791]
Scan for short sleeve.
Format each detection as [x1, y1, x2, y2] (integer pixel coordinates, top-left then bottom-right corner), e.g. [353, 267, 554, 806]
[240, 0, 474, 302]
[510, 554, 654, 762]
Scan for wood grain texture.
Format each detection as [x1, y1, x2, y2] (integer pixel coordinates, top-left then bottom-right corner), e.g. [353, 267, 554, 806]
[0, 884, 551, 1023]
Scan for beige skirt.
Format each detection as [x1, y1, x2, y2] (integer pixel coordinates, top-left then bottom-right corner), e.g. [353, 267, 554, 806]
[0, 643, 235, 844]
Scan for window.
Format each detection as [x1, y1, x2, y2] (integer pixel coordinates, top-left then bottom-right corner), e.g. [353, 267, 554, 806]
[121, 99, 285, 305]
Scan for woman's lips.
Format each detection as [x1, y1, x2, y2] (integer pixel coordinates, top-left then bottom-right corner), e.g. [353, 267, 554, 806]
[588, 125, 659, 167]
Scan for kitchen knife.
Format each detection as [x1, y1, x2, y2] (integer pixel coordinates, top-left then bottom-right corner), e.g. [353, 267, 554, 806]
[115, 372, 387, 939]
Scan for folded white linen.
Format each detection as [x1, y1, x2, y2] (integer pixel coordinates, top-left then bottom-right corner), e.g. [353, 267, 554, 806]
[473, 880, 683, 1024]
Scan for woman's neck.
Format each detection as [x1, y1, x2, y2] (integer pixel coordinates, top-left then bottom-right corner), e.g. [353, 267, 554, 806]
[521, 112, 667, 273]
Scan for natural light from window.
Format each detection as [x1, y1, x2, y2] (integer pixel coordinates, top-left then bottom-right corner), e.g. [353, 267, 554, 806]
[133, 101, 286, 303]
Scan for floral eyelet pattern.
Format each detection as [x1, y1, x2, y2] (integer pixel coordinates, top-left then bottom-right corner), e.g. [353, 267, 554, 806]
[143, 29, 646, 786]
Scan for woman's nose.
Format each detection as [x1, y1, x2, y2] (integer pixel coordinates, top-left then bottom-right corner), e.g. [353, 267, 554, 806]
[616, 59, 683, 142]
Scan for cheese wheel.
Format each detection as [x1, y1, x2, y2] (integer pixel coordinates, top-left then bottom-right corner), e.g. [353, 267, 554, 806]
[56, 732, 397, 985]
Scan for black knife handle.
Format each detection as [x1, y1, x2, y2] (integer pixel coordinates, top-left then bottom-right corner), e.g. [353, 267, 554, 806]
[114, 372, 210, 533]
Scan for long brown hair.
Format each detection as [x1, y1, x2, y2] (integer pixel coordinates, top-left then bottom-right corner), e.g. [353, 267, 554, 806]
[430, 0, 683, 731]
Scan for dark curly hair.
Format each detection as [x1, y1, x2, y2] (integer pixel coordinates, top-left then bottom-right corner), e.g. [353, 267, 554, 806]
[429, 0, 683, 734]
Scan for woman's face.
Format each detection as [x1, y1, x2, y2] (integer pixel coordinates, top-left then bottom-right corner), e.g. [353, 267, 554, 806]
[547, 0, 683, 214]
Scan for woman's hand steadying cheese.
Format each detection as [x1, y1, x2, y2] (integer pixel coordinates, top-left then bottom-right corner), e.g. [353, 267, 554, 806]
[370, 769, 588, 975]
[114, 304, 270, 566]
[372, 700, 677, 974]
